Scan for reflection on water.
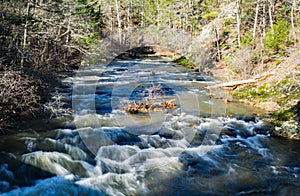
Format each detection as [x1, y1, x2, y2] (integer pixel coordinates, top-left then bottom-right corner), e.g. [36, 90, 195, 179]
[0, 58, 299, 195]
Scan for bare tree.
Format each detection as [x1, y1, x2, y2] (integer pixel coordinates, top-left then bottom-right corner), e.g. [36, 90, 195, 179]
[253, 1, 260, 40]
[236, 0, 241, 47]
[291, 0, 297, 42]
[268, 0, 274, 34]
[115, 0, 122, 44]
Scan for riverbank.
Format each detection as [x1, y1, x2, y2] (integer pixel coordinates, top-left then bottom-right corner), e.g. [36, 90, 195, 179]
[0, 68, 73, 134]
[172, 48, 300, 140]
[211, 51, 300, 140]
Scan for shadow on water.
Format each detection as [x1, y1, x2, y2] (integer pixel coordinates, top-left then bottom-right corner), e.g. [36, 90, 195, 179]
[0, 153, 54, 192]
[0, 153, 105, 195]
[139, 138, 300, 195]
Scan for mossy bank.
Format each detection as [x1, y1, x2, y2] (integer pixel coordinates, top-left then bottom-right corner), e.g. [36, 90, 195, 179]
[231, 76, 300, 140]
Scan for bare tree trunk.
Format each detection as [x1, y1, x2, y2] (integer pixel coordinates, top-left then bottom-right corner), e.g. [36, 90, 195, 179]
[115, 0, 122, 44]
[260, 34, 264, 74]
[23, 1, 30, 50]
[215, 27, 221, 61]
[156, 0, 160, 44]
[168, 9, 171, 28]
[141, 0, 145, 27]
[109, 5, 113, 36]
[236, 0, 241, 47]
[268, 0, 274, 34]
[21, 0, 31, 67]
[291, 0, 297, 42]
[127, 1, 131, 29]
[262, 2, 266, 37]
[253, 2, 260, 40]
[66, 17, 70, 44]
[126, 1, 132, 48]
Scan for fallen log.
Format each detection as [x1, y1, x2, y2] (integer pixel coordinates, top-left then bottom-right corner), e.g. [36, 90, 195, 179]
[206, 72, 274, 90]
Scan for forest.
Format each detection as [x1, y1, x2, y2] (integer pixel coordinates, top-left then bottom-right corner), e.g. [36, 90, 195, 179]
[0, 0, 300, 138]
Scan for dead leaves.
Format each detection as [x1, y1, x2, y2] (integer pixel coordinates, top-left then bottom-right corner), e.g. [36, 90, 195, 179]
[124, 99, 176, 114]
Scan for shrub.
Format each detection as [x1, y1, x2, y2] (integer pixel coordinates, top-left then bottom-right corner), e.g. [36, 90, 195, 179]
[241, 31, 253, 46]
[264, 19, 291, 55]
[202, 11, 218, 19]
[0, 71, 40, 129]
[173, 56, 196, 69]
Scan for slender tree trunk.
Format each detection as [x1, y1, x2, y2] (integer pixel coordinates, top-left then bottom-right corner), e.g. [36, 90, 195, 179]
[66, 18, 70, 44]
[23, 1, 30, 50]
[253, 2, 259, 40]
[21, 0, 31, 67]
[215, 27, 221, 61]
[141, 0, 145, 27]
[126, 1, 132, 47]
[115, 0, 122, 44]
[156, 0, 160, 44]
[262, 3, 266, 37]
[291, 0, 297, 42]
[168, 9, 171, 28]
[127, 1, 131, 29]
[268, 0, 274, 34]
[260, 35, 264, 73]
[236, 0, 241, 47]
[109, 6, 113, 35]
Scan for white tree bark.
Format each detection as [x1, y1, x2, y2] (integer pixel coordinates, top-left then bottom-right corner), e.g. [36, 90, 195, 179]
[141, 0, 145, 27]
[23, 1, 31, 50]
[262, 2, 266, 37]
[291, 0, 297, 42]
[236, 0, 241, 47]
[253, 2, 260, 40]
[156, 0, 161, 44]
[21, 0, 31, 67]
[115, 0, 122, 44]
[268, 0, 274, 34]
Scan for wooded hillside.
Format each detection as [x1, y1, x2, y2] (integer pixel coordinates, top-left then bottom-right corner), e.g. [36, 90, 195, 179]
[1, 0, 300, 135]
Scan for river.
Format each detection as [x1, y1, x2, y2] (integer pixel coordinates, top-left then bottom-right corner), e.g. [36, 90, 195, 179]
[0, 57, 299, 195]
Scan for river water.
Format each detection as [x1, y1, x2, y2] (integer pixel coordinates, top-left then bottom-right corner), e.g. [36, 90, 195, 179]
[0, 57, 299, 195]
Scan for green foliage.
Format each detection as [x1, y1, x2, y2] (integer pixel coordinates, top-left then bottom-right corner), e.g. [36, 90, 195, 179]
[271, 108, 296, 123]
[202, 0, 213, 12]
[233, 78, 300, 109]
[264, 19, 291, 55]
[202, 11, 218, 19]
[143, 0, 157, 25]
[73, 1, 104, 32]
[80, 37, 100, 46]
[173, 56, 195, 69]
[275, 59, 284, 66]
[241, 31, 253, 46]
[224, 18, 233, 27]
[232, 84, 257, 99]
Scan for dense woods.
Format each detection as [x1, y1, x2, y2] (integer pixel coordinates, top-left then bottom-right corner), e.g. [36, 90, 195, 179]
[0, 0, 300, 136]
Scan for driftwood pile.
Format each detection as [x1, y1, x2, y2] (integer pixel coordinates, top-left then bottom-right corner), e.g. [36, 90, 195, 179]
[124, 99, 176, 114]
